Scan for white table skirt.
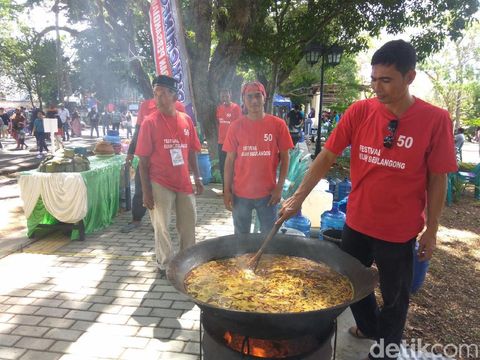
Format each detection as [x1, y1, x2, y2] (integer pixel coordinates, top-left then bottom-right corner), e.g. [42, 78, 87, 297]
[19, 172, 88, 223]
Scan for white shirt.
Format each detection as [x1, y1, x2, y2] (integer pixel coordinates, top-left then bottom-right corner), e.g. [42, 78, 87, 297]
[58, 108, 70, 124]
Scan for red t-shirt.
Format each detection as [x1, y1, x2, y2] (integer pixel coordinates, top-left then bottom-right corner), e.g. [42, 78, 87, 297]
[325, 97, 457, 243]
[222, 114, 294, 199]
[135, 110, 201, 194]
[136, 99, 186, 126]
[216, 102, 242, 144]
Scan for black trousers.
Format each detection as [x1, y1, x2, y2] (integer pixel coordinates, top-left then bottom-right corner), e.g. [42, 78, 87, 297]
[131, 165, 147, 222]
[341, 224, 415, 359]
[218, 143, 226, 189]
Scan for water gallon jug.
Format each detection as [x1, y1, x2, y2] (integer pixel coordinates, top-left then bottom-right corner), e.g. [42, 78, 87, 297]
[411, 241, 430, 293]
[302, 184, 333, 228]
[197, 153, 211, 185]
[337, 178, 352, 203]
[284, 211, 311, 237]
[320, 202, 346, 239]
[338, 196, 348, 214]
[299, 130, 305, 143]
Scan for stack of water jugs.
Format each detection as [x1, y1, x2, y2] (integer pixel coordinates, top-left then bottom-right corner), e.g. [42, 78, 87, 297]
[318, 177, 351, 241]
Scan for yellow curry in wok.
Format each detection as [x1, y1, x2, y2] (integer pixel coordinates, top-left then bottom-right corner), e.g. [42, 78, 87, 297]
[184, 254, 353, 313]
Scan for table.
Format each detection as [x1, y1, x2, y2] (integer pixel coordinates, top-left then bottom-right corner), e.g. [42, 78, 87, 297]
[19, 155, 128, 240]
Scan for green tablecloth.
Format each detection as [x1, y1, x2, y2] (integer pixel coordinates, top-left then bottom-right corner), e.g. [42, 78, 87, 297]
[26, 155, 126, 240]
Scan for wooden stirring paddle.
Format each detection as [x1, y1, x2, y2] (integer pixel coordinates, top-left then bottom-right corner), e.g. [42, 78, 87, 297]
[247, 220, 284, 272]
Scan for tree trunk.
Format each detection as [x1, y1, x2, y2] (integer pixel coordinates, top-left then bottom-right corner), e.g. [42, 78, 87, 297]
[187, 0, 265, 170]
[265, 61, 280, 113]
[188, 0, 214, 155]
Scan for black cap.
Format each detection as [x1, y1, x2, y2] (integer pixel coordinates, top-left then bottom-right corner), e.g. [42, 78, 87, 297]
[152, 75, 179, 93]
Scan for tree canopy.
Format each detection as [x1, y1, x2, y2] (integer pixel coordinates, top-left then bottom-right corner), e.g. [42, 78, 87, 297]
[1, 0, 478, 155]
[420, 22, 480, 129]
[0, 26, 59, 108]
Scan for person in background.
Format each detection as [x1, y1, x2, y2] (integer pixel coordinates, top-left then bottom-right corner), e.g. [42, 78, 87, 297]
[454, 127, 465, 162]
[88, 107, 100, 138]
[279, 40, 457, 360]
[111, 110, 122, 132]
[223, 81, 293, 234]
[125, 111, 133, 139]
[122, 78, 186, 233]
[46, 105, 63, 151]
[11, 108, 26, 150]
[0, 108, 9, 139]
[216, 89, 241, 190]
[33, 110, 48, 157]
[17, 126, 28, 150]
[305, 107, 315, 136]
[101, 110, 111, 136]
[287, 104, 304, 146]
[58, 104, 71, 141]
[70, 111, 82, 137]
[135, 75, 204, 276]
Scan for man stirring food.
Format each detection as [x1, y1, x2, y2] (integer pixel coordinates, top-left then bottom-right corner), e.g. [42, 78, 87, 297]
[278, 40, 457, 360]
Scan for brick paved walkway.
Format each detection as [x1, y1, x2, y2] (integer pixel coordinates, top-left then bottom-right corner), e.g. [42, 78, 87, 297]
[0, 190, 440, 360]
[0, 194, 232, 360]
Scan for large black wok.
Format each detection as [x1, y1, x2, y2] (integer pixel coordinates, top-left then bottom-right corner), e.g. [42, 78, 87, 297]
[168, 234, 377, 339]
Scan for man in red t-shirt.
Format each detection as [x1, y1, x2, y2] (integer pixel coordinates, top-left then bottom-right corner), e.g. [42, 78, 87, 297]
[223, 81, 293, 234]
[135, 75, 204, 275]
[216, 89, 241, 188]
[122, 77, 186, 233]
[279, 40, 457, 360]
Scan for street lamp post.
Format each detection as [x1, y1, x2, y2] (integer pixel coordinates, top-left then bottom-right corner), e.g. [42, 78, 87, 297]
[304, 43, 343, 157]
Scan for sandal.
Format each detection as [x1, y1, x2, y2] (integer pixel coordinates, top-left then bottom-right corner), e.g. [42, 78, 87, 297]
[348, 326, 374, 340]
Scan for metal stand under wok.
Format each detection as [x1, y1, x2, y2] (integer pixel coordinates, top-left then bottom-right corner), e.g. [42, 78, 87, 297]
[199, 310, 338, 360]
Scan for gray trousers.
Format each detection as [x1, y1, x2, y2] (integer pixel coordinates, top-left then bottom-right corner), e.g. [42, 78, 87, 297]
[149, 182, 196, 269]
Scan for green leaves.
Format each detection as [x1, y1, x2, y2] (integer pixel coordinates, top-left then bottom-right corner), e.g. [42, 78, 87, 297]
[419, 22, 480, 127]
[0, 26, 58, 107]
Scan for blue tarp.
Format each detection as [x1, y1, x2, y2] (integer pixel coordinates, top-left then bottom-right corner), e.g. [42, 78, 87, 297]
[273, 94, 292, 110]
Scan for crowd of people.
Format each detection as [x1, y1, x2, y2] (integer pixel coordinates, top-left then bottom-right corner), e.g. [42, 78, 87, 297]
[0, 102, 136, 155]
[87, 108, 134, 139]
[0, 104, 84, 156]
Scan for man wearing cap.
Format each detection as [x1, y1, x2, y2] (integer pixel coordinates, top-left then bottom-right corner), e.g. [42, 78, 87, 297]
[122, 77, 187, 233]
[135, 75, 204, 275]
[223, 81, 294, 234]
[216, 89, 241, 190]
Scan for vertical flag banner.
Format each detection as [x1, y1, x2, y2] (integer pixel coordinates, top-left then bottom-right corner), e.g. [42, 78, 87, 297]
[149, 0, 197, 124]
